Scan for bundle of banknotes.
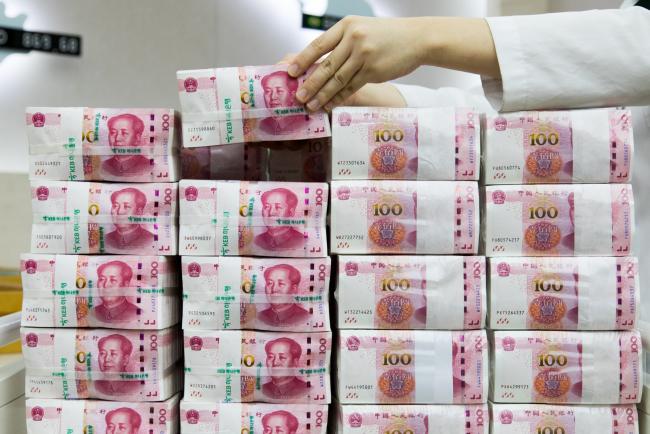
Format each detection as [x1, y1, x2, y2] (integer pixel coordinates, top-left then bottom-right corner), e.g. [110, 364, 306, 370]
[336, 256, 485, 329]
[337, 330, 488, 404]
[330, 180, 479, 254]
[22, 327, 182, 400]
[332, 106, 480, 180]
[20, 254, 180, 329]
[491, 330, 642, 404]
[177, 65, 331, 147]
[183, 330, 332, 403]
[484, 108, 633, 184]
[180, 401, 329, 433]
[182, 256, 330, 331]
[180, 138, 330, 182]
[490, 403, 638, 434]
[30, 181, 178, 255]
[179, 180, 328, 257]
[26, 107, 180, 182]
[25, 394, 180, 434]
[484, 184, 634, 256]
[489, 257, 639, 330]
[337, 404, 488, 434]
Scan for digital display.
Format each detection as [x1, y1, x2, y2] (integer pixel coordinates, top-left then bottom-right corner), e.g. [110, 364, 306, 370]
[0, 26, 81, 56]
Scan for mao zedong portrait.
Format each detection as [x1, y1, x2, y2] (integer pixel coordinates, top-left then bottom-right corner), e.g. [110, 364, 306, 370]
[262, 410, 299, 434]
[258, 71, 309, 136]
[105, 407, 141, 434]
[94, 260, 139, 323]
[95, 333, 139, 396]
[254, 188, 305, 251]
[259, 264, 310, 327]
[262, 337, 309, 399]
[102, 113, 152, 177]
[106, 187, 155, 251]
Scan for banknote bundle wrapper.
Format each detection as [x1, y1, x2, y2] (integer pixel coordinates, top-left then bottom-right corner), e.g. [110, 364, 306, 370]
[490, 403, 638, 434]
[177, 65, 331, 147]
[22, 327, 182, 400]
[484, 184, 634, 256]
[337, 329, 488, 404]
[30, 181, 178, 255]
[179, 180, 328, 257]
[336, 255, 485, 329]
[330, 180, 479, 254]
[337, 404, 488, 434]
[26, 107, 180, 182]
[491, 330, 642, 404]
[183, 330, 332, 403]
[20, 254, 180, 329]
[484, 108, 633, 184]
[332, 106, 480, 180]
[25, 394, 180, 434]
[180, 401, 329, 434]
[489, 257, 639, 330]
[181, 139, 330, 182]
[182, 256, 330, 331]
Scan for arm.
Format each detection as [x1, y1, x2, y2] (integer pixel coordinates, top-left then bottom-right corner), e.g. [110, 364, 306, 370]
[483, 6, 650, 110]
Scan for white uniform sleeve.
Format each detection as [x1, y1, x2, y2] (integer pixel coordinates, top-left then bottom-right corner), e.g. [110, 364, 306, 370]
[392, 83, 497, 114]
[483, 6, 650, 111]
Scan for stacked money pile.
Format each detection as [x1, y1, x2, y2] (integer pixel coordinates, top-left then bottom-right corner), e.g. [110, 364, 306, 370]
[177, 65, 332, 433]
[330, 107, 489, 433]
[22, 108, 182, 433]
[485, 109, 642, 434]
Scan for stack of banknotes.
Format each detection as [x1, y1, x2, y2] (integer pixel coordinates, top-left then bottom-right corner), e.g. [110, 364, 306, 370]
[177, 65, 331, 147]
[485, 108, 641, 430]
[26, 107, 180, 182]
[20, 254, 180, 329]
[179, 180, 328, 256]
[181, 138, 330, 182]
[30, 181, 179, 255]
[26, 395, 180, 434]
[23, 107, 183, 434]
[182, 256, 331, 331]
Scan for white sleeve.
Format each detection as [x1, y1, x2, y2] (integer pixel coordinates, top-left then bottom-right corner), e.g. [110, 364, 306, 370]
[393, 83, 498, 114]
[483, 6, 650, 111]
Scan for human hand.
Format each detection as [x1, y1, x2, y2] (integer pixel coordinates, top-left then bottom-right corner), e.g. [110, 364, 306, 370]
[287, 16, 429, 111]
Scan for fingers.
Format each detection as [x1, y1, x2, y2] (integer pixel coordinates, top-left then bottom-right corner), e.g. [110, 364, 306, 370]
[288, 19, 346, 78]
[322, 75, 366, 112]
[304, 57, 362, 111]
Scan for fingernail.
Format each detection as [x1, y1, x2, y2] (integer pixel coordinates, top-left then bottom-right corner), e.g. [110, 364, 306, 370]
[307, 99, 321, 111]
[323, 103, 332, 112]
[287, 64, 299, 77]
[296, 88, 308, 102]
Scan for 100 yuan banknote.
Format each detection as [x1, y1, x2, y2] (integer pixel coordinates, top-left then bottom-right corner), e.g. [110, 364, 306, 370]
[180, 180, 328, 257]
[484, 108, 633, 184]
[26, 394, 180, 434]
[338, 329, 488, 404]
[266, 138, 331, 182]
[332, 107, 479, 180]
[22, 327, 182, 401]
[184, 330, 331, 403]
[20, 254, 180, 329]
[181, 401, 328, 434]
[182, 256, 330, 331]
[490, 403, 638, 434]
[331, 180, 479, 254]
[489, 257, 639, 330]
[485, 184, 634, 256]
[31, 181, 178, 255]
[27, 107, 179, 182]
[338, 404, 488, 434]
[492, 330, 642, 404]
[177, 65, 330, 147]
[337, 256, 485, 329]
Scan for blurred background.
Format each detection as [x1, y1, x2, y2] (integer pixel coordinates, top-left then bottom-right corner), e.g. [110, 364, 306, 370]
[0, 0, 625, 431]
